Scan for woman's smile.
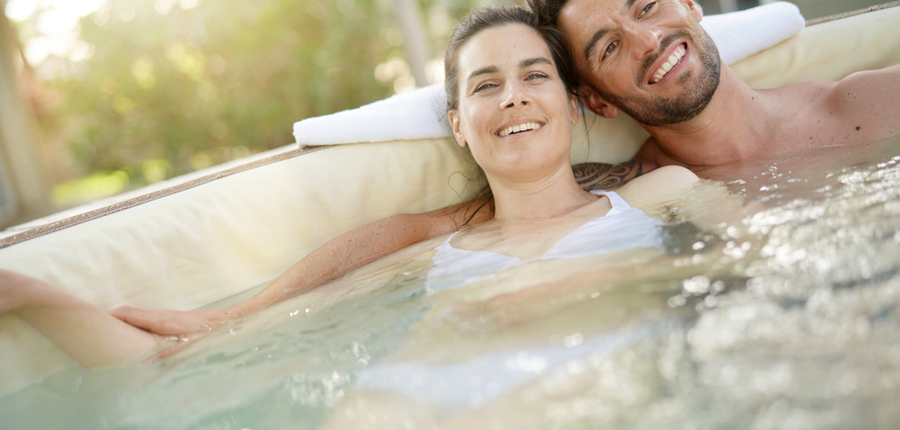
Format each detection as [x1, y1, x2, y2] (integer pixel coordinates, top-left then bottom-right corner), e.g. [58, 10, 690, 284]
[496, 121, 545, 138]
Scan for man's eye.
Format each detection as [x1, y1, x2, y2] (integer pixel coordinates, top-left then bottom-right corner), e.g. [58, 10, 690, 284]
[604, 41, 619, 58]
[526, 72, 548, 80]
[640, 1, 656, 16]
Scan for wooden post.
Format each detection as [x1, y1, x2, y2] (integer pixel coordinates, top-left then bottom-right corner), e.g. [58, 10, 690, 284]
[0, 6, 51, 227]
[392, 0, 432, 87]
[718, 0, 739, 12]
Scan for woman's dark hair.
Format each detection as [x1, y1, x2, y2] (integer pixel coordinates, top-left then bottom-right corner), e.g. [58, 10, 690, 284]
[443, 6, 578, 113]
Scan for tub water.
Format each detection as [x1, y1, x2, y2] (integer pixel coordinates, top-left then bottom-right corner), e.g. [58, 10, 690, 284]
[3, 137, 900, 430]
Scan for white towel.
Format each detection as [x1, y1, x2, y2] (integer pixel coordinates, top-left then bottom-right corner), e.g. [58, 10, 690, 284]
[293, 83, 450, 147]
[293, 2, 805, 147]
[702, 1, 805, 65]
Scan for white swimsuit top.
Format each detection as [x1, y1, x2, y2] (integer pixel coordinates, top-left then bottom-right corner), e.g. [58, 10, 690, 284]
[425, 190, 663, 293]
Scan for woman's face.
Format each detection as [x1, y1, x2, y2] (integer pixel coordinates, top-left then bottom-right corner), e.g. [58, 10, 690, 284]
[448, 24, 579, 184]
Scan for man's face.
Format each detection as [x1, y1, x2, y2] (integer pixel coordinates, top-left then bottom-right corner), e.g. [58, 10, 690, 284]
[558, 0, 721, 126]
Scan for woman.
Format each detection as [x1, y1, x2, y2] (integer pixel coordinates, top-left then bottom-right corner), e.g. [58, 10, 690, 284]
[0, 6, 698, 367]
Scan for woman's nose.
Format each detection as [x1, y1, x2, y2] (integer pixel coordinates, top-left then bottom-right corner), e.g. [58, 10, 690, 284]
[500, 81, 531, 109]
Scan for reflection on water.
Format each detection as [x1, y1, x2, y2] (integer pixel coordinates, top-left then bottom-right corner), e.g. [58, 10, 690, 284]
[3, 137, 900, 429]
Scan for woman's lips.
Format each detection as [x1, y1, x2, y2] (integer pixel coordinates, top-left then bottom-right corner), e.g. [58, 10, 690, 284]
[497, 122, 543, 137]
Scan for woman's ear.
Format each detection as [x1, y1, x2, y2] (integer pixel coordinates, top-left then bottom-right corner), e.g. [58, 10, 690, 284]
[567, 92, 580, 126]
[577, 86, 618, 119]
[448, 110, 467, 148]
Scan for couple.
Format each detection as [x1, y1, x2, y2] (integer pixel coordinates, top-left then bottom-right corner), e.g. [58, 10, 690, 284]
[2, 0, 898, 366]
[2, 5, 697, 366]
[115, 0, 900, 338]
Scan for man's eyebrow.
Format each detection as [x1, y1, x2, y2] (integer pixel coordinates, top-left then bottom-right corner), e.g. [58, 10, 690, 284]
[466, 66, 499, 82]
[584, 29, 609, 62]
[521, 57, 552, 69]
[584, 0, 639, 61]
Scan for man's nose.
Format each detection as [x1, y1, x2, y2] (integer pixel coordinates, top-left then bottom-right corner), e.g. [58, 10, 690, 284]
[500, 80, 531, 109]
[624, 21, 662, 60]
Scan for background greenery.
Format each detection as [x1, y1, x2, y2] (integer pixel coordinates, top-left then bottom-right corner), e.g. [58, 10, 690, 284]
[9, 0, 483, 206]
[4, 0, 887, 211]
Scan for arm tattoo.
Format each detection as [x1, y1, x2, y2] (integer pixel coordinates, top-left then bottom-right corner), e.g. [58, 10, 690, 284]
[572, 161, 644, 191]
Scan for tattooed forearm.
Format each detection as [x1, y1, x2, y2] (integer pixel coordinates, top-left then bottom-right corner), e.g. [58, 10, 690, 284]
[572, 161, 644, 191]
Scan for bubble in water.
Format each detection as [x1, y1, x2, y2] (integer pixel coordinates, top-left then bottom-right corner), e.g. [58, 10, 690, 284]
[564, 333, 584, 348]
[683, 276, 710, 295]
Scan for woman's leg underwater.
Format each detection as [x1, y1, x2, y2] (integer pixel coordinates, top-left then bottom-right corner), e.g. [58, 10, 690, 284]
[1, 269, 164, 367]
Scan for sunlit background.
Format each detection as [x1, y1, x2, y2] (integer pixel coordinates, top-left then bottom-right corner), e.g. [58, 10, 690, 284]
[0, 0, 888, 229]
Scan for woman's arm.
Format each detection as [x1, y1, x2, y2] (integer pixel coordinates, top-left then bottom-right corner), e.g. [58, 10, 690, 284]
[111, 197, 495, 336]
[1, 270, 165, 366]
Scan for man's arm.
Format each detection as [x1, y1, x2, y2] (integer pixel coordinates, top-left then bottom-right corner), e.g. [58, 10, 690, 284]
[111, 197, 495, 336]
[572, 161, 645, 191]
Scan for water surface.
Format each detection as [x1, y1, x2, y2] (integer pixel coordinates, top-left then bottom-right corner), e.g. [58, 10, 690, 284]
[3, 137, 900, 429]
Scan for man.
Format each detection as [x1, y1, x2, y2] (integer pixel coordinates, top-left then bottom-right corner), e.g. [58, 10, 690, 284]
[113, 1, 899, 337]
[534, 0, 900, 176]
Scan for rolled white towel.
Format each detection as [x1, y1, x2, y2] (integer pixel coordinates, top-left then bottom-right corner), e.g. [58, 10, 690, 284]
[293, 83, 449, 147]
[293, 1, 804, 147]
[702, 1, 805, 65]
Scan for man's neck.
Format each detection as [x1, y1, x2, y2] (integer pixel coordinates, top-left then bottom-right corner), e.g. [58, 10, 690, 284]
[641, 63, 776, 167]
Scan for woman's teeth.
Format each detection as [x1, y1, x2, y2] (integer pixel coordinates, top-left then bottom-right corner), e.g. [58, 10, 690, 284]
[499, 122, 542, 137]
[652, 45, 686, 84]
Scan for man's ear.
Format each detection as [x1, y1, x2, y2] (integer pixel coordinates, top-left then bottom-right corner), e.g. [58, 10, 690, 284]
[577, 86, 618, 119]
[448, 110, 467, 148]
[682, 0, 703, 22]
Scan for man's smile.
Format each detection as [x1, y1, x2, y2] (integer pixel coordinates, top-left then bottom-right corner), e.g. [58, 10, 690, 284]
[650, 43, 687, 84]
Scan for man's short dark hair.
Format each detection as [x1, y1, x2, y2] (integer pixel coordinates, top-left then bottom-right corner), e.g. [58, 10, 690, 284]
[528, 0, 570, 26]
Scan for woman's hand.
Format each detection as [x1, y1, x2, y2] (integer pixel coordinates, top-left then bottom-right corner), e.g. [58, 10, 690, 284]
[109, 306, 230, 337]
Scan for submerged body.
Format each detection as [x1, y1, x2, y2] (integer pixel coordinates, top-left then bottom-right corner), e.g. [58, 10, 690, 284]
[427, 190, 662, 293]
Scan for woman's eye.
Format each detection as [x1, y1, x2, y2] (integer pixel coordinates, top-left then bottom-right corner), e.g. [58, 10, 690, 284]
[604, 41, 619, 58]
[474, 83, 497, 93]
[640, 1, 656, 16]
[526, 72, 548, 81]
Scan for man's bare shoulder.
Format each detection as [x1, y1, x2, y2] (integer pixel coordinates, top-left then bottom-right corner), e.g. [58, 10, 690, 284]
[830, 65, 900, 113]
[634, 136, 689, 170]
[766, 65, 900, 145]
[839, 64, 900, 86]
[617, 166, 698, 208]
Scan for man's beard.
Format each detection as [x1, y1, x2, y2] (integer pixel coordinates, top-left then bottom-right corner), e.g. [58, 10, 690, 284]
[597, 28, 721, 127]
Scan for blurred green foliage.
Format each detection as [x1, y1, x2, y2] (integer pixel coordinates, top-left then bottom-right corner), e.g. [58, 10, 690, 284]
[34, 0, 481, 190]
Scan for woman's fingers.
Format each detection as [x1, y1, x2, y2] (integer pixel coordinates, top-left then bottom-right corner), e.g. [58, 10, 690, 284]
[148, 330, 211, 360]
[110, 306, 220, 336]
